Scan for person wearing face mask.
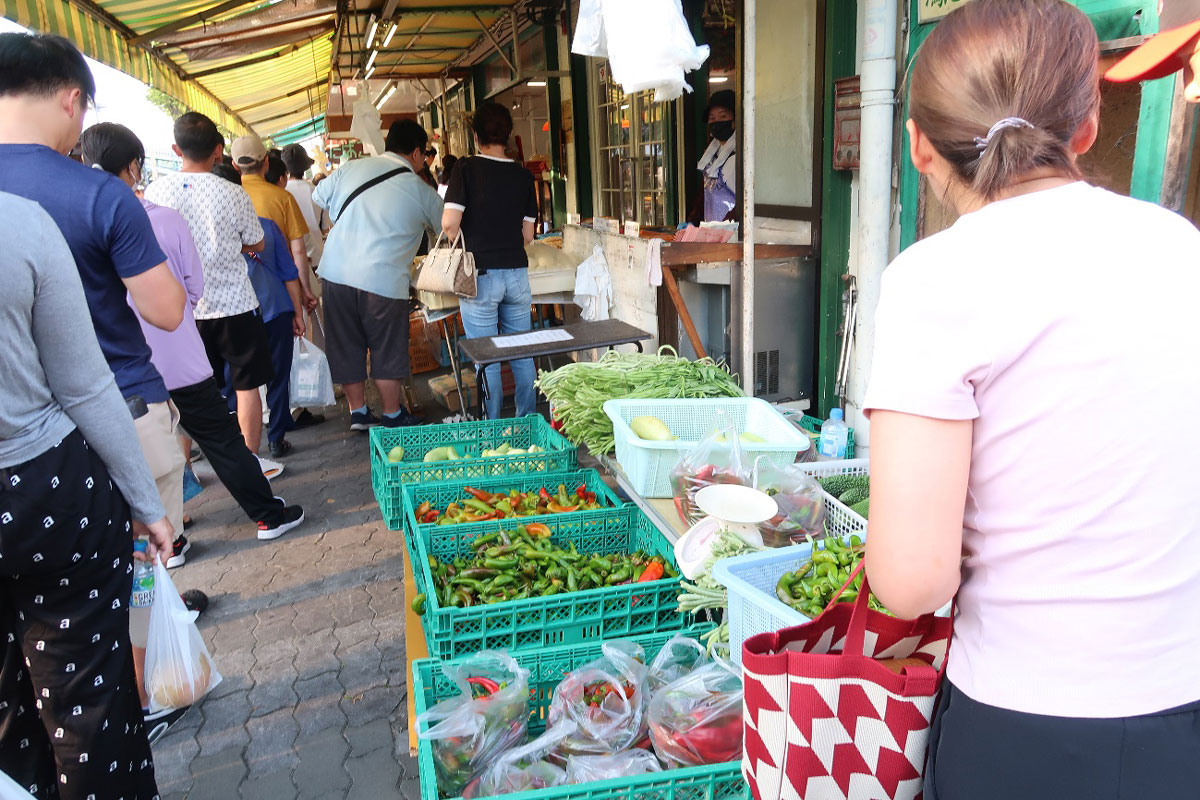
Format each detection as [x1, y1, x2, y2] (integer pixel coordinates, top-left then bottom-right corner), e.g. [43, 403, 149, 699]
[1103, 0, 1200, 102]
[689, 89, 738, 224]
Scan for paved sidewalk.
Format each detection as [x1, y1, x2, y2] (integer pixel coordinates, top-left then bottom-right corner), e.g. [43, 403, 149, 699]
[151, 406, 420, 799]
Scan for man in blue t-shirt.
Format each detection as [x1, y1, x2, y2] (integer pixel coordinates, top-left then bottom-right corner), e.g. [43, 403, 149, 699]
[0, 34, 189, 560]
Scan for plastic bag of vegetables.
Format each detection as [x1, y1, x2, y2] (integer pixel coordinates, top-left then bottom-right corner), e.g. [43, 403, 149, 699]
[463, 723, 573, 799]
[547, 640, 651, 758]
[565, 749, 663, 784]
[752, 457, 827, 547]
[648, 658, 743, 768]
[417, 650, 530, 797]
[669, 423, 750, 525]
[647, 634, 708, 692]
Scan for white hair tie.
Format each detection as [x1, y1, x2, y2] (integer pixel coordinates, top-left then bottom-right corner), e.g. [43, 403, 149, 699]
[974, 117, 1034, 157]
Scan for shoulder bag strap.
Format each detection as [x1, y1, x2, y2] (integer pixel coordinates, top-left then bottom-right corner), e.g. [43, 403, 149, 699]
[335, 164, 411, 222]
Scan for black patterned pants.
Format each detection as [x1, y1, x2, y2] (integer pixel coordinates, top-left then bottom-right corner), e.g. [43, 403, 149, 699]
[0, 430, 159, 800]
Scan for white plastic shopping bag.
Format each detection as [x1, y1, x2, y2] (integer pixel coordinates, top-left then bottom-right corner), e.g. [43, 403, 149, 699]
[290, 336, 336, 408]
[144, 560, 222, 713]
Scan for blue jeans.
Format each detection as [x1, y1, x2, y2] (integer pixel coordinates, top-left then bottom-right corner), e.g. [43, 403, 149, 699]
[459, 269, 536, 419]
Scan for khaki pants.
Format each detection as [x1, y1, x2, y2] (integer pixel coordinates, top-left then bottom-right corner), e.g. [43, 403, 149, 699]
[130, 400, 185, 648]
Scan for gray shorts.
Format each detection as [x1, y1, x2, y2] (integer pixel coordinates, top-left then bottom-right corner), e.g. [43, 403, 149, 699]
[321, 279, 410, 384]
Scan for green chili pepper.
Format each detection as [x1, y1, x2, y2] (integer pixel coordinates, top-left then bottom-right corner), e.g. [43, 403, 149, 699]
[567, 570, 579, 592]
[605, 568, 632, 585]
[484, 557, 519, 570]
[490, 574, 516, 589]
[411, 593, 427, 615]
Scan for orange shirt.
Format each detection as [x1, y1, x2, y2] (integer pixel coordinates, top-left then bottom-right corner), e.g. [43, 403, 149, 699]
[241, 174, 309, 242]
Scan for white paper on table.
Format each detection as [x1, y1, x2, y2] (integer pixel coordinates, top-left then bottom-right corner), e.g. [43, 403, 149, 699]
[492, 329, 574, 348]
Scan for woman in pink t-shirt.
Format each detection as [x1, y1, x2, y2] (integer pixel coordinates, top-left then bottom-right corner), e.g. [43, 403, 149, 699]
[863, 1, 1200, 797]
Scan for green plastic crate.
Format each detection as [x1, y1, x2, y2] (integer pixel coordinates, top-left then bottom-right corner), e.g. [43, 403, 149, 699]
[797, 414, 857, 459]
[371, 415, 577, 530]
[412, 629, 749, 800]
[401, 469, 624, 539]
[412, 505, 688, 661]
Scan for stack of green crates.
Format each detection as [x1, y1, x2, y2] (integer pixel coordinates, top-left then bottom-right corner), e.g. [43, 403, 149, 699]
[412, 629, 750, 800]
[370, 414, 578, 531]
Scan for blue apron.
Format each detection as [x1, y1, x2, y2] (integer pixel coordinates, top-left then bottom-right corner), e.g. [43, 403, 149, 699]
[703, 155, 737, 222]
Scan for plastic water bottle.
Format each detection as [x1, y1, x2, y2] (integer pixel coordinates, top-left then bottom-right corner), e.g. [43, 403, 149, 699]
[817, 408, 849, 460]
[129, 539, 155, 649]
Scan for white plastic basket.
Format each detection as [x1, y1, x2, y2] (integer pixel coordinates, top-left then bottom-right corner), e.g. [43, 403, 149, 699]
[712, 458, 870, 667]
[603, 397, 811, 498]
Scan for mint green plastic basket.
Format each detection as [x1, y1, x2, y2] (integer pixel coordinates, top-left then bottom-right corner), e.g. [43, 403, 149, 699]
[371, 415, 577, 530]
[412, 628, 749, 800]
[412, 504, 688, 661]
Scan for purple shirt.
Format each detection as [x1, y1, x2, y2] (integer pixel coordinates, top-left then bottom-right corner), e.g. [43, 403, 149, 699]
[130, 199, 214, 391]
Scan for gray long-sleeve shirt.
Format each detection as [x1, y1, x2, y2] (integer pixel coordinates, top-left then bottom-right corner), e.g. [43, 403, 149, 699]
[0, 192, 164, 523]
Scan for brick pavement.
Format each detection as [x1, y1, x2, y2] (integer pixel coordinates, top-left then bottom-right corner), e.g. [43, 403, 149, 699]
[152, 404, 421, 799]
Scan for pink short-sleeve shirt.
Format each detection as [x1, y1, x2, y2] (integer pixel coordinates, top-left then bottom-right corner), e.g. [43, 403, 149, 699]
[865, 182, 1200, 718]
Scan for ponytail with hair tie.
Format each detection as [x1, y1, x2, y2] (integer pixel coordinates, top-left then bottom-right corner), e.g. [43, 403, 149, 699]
[974, 118, 1035, 157]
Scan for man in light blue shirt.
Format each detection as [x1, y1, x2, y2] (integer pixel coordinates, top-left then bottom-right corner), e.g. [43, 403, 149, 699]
[313, 119, 442, 430]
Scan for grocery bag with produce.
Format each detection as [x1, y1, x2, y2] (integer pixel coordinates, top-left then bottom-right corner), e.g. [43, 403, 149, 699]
[742, 565, 952, 800]
[669, 423, 750, 525]
[462, 722, 573, 798]
[547, 640, 651, 758]
[647, 634, 708, 692]
[564, 749, 663, 784]
[417, 650, 530, 797]
[144, 560, 222, 712]
[648, 658, 743, 768]
[752, 458, 827, 547]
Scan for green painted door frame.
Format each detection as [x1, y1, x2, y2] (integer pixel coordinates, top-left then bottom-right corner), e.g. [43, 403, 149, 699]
[899, 0, 1170, 251]
[815, 0, 859, 418]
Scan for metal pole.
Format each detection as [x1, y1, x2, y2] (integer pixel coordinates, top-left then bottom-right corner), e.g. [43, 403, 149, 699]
[471, 11, 517, 74]
[511, 9, 522, 79]
[439, 76, 452, 156]
[740, 0, 756, 391]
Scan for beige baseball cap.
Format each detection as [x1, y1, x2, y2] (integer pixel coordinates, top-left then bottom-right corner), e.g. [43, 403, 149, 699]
[230, 134, 268, 166]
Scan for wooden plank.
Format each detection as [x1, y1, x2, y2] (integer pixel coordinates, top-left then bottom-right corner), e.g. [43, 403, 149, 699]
[660, 265, 707, 360]
[659, 242, 811, 266]
[403, 534, 428, 757]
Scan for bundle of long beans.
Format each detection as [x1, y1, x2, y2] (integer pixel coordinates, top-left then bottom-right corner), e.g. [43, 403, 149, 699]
[536, 347, 742, 455]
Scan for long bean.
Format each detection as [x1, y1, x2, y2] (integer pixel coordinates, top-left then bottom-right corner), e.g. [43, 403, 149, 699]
[536, 347, 743, 454]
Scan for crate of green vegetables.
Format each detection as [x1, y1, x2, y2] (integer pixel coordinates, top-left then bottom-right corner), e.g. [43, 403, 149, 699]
[411, 506, 689, 660]
[370, 415, 577, 530]
[413, 628, 750, 800]
[798, 458, 870, 524]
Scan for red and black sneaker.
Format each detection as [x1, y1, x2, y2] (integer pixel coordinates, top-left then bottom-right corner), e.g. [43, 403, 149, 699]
[257, 504, 304, 541]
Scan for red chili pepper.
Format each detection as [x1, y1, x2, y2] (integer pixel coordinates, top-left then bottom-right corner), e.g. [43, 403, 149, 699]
[422, 510, 440, 523]
[575, 484, 587, 499]
[466, 676, 500, 696]
[637, 562, 664, 583]
[464, 487, 492, 502]
[538, 487, 553, 503]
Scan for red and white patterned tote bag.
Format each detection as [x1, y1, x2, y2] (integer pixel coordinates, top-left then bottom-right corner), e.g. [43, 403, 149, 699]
[741, 569, 952, 800]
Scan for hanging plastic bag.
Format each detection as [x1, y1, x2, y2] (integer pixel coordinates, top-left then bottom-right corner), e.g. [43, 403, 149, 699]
[669, 422, 750, 525]
[570, 0, 607, 58]
[648, 658, 743, 768]
[599, 0, 709, 101]
[144, 560, 222, 713]
[290, 336, 336, 408]
[463, 723, 573, 799]
[565, 749, 663, 784]
[647, 634, 708, 692]
[417, 650, 530, 798]
[752, 456, 828, 547]
[548, 640, 651, 759]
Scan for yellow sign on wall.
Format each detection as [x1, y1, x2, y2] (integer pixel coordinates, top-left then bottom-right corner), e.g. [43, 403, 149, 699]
[918, 0, 976, 24]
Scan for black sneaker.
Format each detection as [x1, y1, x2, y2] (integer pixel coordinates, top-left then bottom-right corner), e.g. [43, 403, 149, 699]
[181, 589, 209, 615]
[257, 505, 305, 540]
[349, 410, 380, 431]
[145, 705, 190, 746]
[292, 409, 326, 429]
[166, 535, 190, 569]
[380, 409, 424, 428]
[268, 439, 292, 458]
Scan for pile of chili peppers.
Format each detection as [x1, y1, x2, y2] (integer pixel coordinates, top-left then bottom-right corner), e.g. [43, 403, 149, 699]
[412, 484, 608, 526]
[775, 534, 890, 617]
[422, 525, 677, 609]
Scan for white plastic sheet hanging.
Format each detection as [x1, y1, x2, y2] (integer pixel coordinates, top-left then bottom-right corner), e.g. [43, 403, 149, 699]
[350, 80, 386, 155]
[571, 0, 709, 102]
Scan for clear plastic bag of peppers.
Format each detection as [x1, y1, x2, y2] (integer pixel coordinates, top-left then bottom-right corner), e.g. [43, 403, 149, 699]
[417, 651, 530, 797]
[669, 424, 750, 525]
[647, 633, 709, 693]
[647, 658, 744, 768]
[464, 723, 573, 798]
[547, 640, 651, 759]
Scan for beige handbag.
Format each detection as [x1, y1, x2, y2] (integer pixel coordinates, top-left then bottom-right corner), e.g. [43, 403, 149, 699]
[415, 230, 477, 299]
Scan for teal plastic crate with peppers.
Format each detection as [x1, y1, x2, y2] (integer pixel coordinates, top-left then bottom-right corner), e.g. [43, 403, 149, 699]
[412, 629, 749, 800]
[408, 485, 688, 660]
[370, 415, 577, 530]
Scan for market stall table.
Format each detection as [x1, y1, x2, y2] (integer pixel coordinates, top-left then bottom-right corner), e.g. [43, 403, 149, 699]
[457, 319, 653, 419]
